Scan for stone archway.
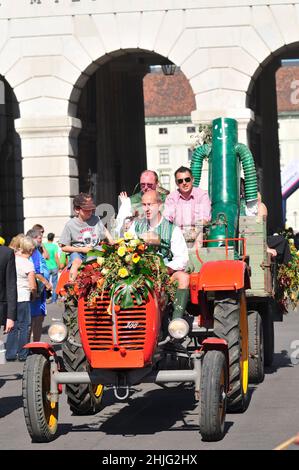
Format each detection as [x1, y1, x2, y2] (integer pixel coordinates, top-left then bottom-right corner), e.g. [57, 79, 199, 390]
[0, 77, 23, 241]
[70, 49, 189, 212]
[247, 42, 299, 234]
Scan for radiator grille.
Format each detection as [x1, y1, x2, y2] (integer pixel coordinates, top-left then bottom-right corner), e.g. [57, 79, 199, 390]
[83, 293, 147, 351]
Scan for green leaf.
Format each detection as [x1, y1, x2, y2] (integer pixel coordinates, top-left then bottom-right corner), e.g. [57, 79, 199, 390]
[120, 288, 135, 308]
[144, 277, 154, 290]
[140, 266, 152, 276]
[134, 291, 143, 305]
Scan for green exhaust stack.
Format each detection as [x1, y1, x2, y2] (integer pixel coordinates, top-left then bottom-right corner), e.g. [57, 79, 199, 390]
[191, 117, 258, 247]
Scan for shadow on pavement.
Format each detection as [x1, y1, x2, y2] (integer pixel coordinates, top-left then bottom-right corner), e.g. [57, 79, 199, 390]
[0, 395, 23, 418]
[0, 373, 22, 389]
[98, 386, 233, 439]
[227, 385, 256, 415]
[63, 385, 235, 441]
[265, 350, 293, 375]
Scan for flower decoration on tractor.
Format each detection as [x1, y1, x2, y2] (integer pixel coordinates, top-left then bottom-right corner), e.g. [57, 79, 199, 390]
[277, 238, 299, 311]
[65, 232, 176, 310]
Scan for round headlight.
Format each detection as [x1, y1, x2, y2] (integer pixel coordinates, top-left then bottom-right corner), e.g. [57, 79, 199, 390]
[48, 322, 68, 343]
[168, 318, 189, 340]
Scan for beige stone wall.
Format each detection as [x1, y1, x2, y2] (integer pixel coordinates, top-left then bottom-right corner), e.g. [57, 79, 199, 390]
[0, 0, 298, 234]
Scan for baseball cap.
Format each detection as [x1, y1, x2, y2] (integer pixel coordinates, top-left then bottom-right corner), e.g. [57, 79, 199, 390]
[73, 193, 96, 211]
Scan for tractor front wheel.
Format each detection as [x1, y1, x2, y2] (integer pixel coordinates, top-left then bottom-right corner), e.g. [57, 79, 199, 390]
[214, 291, 249, 412]
[200, 350, 227, 441]
[63, 306, 104, 415]
[22, 354, 59, 442]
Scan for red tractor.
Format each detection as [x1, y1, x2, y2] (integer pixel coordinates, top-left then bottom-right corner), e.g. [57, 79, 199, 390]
[22, 261, 235, 442]
[22, 117, 271, 443]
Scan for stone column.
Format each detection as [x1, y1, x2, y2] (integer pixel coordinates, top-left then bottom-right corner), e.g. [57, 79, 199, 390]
[15, 116, 82, 236]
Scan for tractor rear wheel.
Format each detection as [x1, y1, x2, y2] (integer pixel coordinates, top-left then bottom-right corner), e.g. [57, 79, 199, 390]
[200, 350, 227, 441]
[248, 310, 264, 384]
[62, 306, 104, 415]
[214, 291, 249, 412]
[22, 354, 59, 442]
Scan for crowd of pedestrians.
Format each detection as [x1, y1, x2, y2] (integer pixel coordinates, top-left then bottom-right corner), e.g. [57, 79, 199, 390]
[0, 225, 62, 362]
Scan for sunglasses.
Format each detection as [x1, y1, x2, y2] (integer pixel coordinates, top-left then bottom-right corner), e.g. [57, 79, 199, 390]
[140, 183, 155, 189]
[176, 177, 192, 184]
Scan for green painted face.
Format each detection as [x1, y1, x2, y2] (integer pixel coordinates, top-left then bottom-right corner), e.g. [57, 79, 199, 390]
[212, 117, 237, 148]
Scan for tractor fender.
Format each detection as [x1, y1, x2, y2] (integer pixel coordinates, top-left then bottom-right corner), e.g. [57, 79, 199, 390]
[23, 342, 57, 358]
[202, 338, 230, 390]
[23, 343, 62, 393]
[191, 260, 250, 295]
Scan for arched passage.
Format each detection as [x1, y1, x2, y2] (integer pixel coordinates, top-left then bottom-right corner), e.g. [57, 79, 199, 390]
[247, 42, 299, 234]
[0, 77, 23, 240]
[69, 49, 195, 212]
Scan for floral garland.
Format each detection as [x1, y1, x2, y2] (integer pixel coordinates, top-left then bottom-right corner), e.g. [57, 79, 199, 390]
[277, 238, 299, 311]
[68, 232, 176, 309]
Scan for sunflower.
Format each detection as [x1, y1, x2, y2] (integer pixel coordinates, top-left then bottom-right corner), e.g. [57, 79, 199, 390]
[117, 246, 126, 257]
[124, 231, 133, 241]
[118, 267, 129, 278]
[132, 253, 140, 263]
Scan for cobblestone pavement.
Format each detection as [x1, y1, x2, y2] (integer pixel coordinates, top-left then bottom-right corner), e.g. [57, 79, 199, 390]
[0, 303, 299, 450]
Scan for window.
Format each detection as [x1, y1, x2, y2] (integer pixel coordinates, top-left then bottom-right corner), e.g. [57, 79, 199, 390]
[160, 174, 170, 190]
[159, 127, 168, 134]
[159, 148, 169, 165]
[187, 126, 196, 133]
[188, 148, 193, 161]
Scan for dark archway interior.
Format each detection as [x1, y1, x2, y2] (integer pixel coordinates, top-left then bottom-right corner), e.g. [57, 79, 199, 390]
[247, 43, 299, 234]
[0, 77, 23, 241]
[76, 50, 173, 215]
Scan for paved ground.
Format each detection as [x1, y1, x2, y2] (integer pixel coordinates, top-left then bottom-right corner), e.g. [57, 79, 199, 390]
[0, 302, 299, 450]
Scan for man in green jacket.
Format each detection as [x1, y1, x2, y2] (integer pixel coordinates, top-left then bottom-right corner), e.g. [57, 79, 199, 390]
[116, 170, 168, 236]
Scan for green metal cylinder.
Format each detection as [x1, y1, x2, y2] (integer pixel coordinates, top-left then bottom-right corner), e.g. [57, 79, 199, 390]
[208, 117, 240, 246]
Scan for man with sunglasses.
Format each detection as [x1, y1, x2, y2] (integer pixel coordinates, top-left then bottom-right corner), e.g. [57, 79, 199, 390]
[116, 170, 169, 236]
[163, 166, 211, 237]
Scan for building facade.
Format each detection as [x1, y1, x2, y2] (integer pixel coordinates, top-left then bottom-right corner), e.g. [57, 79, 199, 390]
[144, 67, 299, 230]
[0, 0, 299, 238]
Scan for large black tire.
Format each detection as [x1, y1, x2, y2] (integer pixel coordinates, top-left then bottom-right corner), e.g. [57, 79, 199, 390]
[214, 292, 249, 413]
[62, 306, 104, 415]
[262, 303, 274, 367]
[200, 350, 227, 441]
[248, 310, 264, 384]
[22, 354, 59, 442]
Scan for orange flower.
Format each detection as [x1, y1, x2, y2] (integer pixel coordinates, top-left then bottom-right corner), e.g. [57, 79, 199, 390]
[97, 278, 104, 288]
[138, 244, 145, 252]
